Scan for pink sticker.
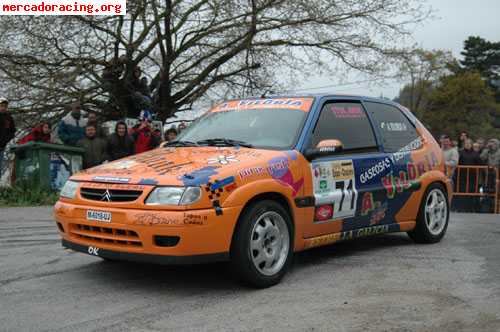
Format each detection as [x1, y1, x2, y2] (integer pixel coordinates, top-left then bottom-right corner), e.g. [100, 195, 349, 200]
[331, 106, 365, 118]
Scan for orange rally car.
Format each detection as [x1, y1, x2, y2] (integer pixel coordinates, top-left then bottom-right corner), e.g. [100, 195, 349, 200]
[54, 95, 452, 288]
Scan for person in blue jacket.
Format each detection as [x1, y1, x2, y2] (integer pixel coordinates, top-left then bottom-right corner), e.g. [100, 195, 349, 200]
[57, 101, 87, 146]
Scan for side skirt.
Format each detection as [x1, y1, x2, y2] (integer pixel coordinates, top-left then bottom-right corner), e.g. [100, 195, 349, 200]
[303, 222, 415, 250]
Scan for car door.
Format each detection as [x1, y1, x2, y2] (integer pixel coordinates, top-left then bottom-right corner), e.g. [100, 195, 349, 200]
[302, 100, 393, 238]
[363, 101, 426, 222]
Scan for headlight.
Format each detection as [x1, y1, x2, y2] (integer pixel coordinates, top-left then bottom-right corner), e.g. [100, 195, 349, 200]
[60, 180, 78, 199]
[145, 187, 201, 205]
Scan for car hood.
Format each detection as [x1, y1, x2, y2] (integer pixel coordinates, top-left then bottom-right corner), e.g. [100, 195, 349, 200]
[71, 146, 303, 188]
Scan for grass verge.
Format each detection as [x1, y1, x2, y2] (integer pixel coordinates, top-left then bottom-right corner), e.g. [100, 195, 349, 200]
[0, 182, 59, 207]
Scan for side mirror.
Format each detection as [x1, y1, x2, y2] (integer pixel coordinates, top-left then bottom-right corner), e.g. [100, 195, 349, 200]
[304, 139, 343, 161]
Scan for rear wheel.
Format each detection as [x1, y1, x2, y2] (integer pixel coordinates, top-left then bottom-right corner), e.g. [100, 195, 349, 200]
[408, 183, 449, 243]
[230, 200, 293, 288]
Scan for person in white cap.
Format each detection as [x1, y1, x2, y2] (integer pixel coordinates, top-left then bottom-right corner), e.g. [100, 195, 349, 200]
[0, 98, 16, 176]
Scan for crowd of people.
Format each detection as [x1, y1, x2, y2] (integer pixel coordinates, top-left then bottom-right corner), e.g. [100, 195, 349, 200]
[440, 132, 500, 212]
[0, 97, 187, 174]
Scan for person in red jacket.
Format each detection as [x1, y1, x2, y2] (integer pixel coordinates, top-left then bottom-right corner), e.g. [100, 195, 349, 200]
[131, 113, 160, 154]
[18, 122, 52, 145]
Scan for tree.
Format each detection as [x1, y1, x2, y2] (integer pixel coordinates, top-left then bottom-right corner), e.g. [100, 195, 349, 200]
[460, 36, 500, 83]
[460, 36, 500, 102]
[0, 0, 430, 126]
[394, 49, 452, 118]
[422, 71, 500, 138]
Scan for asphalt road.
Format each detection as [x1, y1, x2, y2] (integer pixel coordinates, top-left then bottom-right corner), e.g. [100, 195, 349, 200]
[1, 207, 500, 332]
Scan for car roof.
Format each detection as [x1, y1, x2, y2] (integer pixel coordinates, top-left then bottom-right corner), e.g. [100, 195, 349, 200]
[231, 93, 403, 108]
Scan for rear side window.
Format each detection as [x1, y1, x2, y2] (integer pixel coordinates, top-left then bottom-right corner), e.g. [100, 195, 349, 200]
[364, 102, 420, 153]
[310, 102, 377, 150]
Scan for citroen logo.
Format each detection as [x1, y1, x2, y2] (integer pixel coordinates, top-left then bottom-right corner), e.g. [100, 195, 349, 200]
[101, 189, 112, 202]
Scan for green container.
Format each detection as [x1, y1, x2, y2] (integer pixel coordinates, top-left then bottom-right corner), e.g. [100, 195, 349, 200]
[10, 142, 84, 191]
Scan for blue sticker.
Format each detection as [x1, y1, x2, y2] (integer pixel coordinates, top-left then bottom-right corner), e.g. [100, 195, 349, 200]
[210, 176, 235, 191]
[180, 166, 219, 186]
[138, 178, 158, 185]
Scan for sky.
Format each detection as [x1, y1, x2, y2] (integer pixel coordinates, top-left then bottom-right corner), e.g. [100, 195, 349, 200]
[170, 0, 500, 122]
[293, 0, 500, 99]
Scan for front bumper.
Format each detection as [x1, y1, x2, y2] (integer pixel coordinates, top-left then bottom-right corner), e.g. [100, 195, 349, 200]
[62, 239, 229, 264]
[54, 201, 241, 258]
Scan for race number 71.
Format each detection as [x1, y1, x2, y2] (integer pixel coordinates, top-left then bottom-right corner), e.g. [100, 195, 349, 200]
[333, 179, 357, 218]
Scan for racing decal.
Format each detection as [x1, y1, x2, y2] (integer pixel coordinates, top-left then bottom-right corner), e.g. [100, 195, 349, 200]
[180, 166, 219, 186]
[380, 122, 408, 131]
[238, 166, 265, 180]
[92, 176, 130, 183]
[304, 223, 400, 249]
[207, 154, 239, 165]
[138, 178, 158, 185]
[359, 157, 392, 184]
[88, 246, 100, 256]
[210, 98, 314, 113]
[312, 159, 358, 221]
[268, 153, 304, 196]
[330, 104, 366, 118]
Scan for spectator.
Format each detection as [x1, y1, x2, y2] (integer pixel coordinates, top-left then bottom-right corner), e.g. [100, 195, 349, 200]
[476, 138, 485, 152]
[480, 138, 500, 168]
[0, 97, 16, 175]
[153, 128, 162, 142]
[164, 127, 178, 142]
[58, 102, 87, 146]
[441, 135, 459, 178]
[178, 122, 187, 133]
[459, 139, 481, 166]
[455, 139, 481, 212]
[458, 131, 468, 150]
[86, 111, 106, 138]
[472, 142, 482, 154]
[131, 112, 160, 154]
[18, 122, 52, 145]
[107, 121, 135, 161]
[77, 124, 108, 169]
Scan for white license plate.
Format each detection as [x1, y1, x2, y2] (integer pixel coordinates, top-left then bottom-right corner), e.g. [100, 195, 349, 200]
[86, 210, 112, 223]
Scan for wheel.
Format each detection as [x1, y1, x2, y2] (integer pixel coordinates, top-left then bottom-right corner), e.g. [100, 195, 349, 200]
[230, 200, 293, 288]
[407, 183, 449, 243]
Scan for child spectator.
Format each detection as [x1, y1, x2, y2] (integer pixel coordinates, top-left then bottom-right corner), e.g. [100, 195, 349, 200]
[131, 111, 160, 154]
[86, 110, 106, 138]
[58, 101, 87, 146]
[107, 121, 135, 161]
[164, 127, 178, 142]
[18, 122, 52, 144]
[0, 97, 16, 175]
[77, 124, 108, 169]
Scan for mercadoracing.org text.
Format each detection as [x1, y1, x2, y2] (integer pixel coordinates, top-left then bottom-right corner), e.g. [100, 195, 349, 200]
[0, 0, 126, 15]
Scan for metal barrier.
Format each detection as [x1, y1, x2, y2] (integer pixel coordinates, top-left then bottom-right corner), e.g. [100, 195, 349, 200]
[452, 165, 499, 214]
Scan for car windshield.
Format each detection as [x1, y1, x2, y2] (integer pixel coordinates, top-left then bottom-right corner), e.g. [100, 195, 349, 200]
[177, 108, 309, 149]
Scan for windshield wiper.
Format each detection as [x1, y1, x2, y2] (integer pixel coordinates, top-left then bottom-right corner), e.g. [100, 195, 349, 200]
[197, 138, 253, 148]
[165, 140, 199, 147]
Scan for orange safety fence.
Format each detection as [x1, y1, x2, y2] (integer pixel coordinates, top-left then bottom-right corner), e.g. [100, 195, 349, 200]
[452, 165, 499, 214]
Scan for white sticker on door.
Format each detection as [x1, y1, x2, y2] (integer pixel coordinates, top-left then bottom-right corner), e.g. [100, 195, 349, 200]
[312, 160, 358, 221]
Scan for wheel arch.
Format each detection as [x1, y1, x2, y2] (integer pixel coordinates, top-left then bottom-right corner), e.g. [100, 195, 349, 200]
[230, 191, 296, 252]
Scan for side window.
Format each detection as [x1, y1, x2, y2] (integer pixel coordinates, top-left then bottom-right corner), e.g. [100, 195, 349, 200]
[310, 102, 377, 151]
[364, 102, 420, 153]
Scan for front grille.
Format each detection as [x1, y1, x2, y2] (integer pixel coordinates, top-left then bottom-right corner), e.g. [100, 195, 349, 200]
[69, 223, 142, 247]
[80, 188, 143, 202]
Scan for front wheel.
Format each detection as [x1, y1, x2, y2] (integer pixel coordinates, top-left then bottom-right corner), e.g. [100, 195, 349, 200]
[230, 200, 293, 288]
[408, 183, 449, 243]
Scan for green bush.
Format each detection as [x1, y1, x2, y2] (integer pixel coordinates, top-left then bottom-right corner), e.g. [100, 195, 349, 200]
[0, 182, 59, 207]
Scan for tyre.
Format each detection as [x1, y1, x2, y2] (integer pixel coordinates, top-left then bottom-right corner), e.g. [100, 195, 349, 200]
[408, 183, 449, 243]
[230, 200, 293, 288]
